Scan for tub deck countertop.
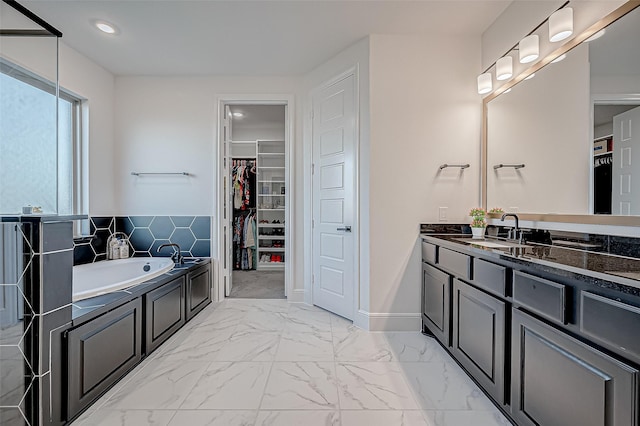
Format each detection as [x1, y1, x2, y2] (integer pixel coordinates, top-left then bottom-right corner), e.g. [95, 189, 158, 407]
[71, 258, 209, 325]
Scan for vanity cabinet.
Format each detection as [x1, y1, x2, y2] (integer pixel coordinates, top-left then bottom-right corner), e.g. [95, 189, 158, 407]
[145, 276, 186, 354]
[67, 298, 143, 418]
[452, 279, 506, 405]
[511, 309, 638, 426]
[186, 263, 212, 321]
[422, 262, 451, 346]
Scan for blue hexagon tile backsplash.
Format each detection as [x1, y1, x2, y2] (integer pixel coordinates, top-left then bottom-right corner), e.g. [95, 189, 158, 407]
[73, 216, 211, 265]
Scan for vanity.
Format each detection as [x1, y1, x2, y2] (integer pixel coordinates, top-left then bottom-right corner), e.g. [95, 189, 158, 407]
[420, 231, 640, 425]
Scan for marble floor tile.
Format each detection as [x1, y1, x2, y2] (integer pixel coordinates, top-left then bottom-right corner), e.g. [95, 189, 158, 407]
[102, 360, 209, 410]
[255, 411, 340, 426]
[341, 410, 428, 426]
[401, 362, 497, 411]
[330, 314, 359, 335]
[234, 311, 289, 333]
[214, 329, 280, 361]
[275, 331, 334, 361]
[333, 331, 393, 362]
[181, 362, 271, 409]
[168, 410, 258, 426]
[158, 327, 234, 361]
[186, 308, 245, 334]
[221, 299, 290, 313]
[336, 362, 419, 410]
[383, 332, 449, 363]
[261, 362, 339, 410]
[73, 409, 176, 426]
[422, 410, 513, 426]
[286, 306, 333, 333]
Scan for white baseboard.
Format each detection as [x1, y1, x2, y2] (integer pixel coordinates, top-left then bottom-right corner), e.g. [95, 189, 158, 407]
[357, 311, 421, 331]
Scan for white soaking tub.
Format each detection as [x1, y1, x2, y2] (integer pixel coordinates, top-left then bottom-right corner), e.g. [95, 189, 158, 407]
[72, 258, 175, 302]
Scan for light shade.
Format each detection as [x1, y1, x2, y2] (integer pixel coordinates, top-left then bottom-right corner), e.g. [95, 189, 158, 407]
[496, 57, 513, 81]
[477, 73, 492, 95]
[549, 8, 573, 42]
[519, 35, 539, 63]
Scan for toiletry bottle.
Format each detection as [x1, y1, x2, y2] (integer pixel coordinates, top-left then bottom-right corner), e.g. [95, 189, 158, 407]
[110, 238, 121, 260]
[119, 240, 129, 259]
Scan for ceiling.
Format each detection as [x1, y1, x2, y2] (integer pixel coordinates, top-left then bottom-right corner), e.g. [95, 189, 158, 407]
[230, 105, 285, 130]
[17, 0, 512, 76]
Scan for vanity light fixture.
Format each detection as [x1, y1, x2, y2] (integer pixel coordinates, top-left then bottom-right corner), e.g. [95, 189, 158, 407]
[519, 35, 539, 63]
[549, 7, 573, 42]
[496, 57, 513, 81]
[524, 73, 536, 80]
[477, 73, 493, 95]
[94, 20, 118, 35]
[551, 54, 567, 64]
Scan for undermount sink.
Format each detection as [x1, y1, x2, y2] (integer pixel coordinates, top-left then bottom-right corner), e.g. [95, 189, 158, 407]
[452, 237, 531, 249]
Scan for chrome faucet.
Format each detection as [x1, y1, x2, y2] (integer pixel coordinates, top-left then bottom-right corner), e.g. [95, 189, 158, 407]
[157, 243, 184, 264]
[501, 213, 522, 243]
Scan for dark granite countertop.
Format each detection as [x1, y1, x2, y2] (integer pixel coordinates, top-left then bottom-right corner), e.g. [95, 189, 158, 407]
[1, 214, 88, 223]
[71, 257, 210, 325]
[421, 234, 640, 295]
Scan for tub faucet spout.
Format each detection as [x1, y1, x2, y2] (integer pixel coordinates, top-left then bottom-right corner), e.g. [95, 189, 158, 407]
[157, 243, 183, 264]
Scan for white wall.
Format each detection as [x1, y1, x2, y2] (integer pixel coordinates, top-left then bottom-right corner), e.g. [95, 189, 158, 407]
[367, 35, 482, 329]
[0, 39, 116, 215]
[113, 76, 297, 216]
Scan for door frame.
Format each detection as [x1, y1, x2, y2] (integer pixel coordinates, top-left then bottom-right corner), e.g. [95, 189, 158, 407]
[590, 93, 640, 214]
[214, 94, 295, 302]
[307, 66, 362, 324]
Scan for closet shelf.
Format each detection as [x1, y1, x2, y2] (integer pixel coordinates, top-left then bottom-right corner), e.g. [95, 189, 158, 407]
[261, 208, 285, 211]
[258, 180, 285, 184]
[259, 248, 285, 253]
[258, 224, 285, 228]
[259, 235, 285, 240]
[258, 153, 285, 156]
[259, 166, 285, 169]
[258, 194, 285, 197]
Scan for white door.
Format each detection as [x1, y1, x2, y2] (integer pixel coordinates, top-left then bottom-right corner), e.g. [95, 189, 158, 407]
[312, 74, 356, 320]
[612, 106, 640, 215]
[223, 105, 234, 296]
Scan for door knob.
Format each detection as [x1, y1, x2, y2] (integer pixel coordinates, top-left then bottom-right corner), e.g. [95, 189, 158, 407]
[336, 226, 352, 232]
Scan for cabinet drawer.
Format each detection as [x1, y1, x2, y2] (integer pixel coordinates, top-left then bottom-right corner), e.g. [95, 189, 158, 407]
[581, 292, 640, 365]
[472, 259, 506, 297]
[187, 263, 212, 321]
[145, 276, 186, 354]
[421, 241, 436, 263]
[438, 247, 470, 279]
[513, 271, 566, 324]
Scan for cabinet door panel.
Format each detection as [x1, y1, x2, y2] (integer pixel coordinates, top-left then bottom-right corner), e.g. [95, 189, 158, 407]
[452, 280, 505, 404]
[422, 262, 451, 346]
[145, 276, 185, 354]
[186, 263, 212, 321]
[512, 309, 638, 426]
[67, 299, 142, 418]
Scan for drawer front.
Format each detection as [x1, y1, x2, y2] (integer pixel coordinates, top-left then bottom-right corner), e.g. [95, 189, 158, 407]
[421, 241, 437, 263]
[473, 259, 506, 297]
[513, 271, 566, 324]
[187, 264, 212, 320]
[581, 292, 640, 364]
[438, 247, 470, 279]
[145, 277, 186, 354]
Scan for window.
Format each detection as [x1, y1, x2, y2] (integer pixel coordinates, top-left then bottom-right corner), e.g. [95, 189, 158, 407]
[0, 59, 83, 215]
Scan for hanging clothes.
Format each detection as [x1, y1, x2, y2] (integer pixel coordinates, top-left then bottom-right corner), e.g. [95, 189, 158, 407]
[232, 160, 256, 211]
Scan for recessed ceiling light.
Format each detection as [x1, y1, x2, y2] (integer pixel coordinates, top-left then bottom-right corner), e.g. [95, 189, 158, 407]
[232, 112, 244, 118]
[524, 73, 536, 80]
[551, 54, 567, 64]
[94, 20, 118, 35]
[586, 29, 606, 42]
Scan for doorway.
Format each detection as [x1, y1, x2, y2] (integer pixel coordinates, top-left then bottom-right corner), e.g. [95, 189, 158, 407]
[218, 100, 292, 300]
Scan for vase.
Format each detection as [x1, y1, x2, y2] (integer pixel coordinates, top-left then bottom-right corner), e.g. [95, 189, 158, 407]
[471, 227, 486, 239]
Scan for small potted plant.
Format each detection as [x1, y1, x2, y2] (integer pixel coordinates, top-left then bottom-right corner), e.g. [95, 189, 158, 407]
[487, 207, 504, 218]
[469, 208, 486, 239]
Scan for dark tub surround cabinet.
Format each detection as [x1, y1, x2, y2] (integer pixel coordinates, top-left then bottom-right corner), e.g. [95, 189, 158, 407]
[65, 260, 212, 422]
[421, 234, 640, 426]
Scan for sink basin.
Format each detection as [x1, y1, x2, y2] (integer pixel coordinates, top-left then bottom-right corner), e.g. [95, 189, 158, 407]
[452, 238, 530, 249]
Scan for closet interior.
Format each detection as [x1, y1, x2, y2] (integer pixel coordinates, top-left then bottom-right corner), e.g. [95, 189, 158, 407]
[229, 105, 286, 298]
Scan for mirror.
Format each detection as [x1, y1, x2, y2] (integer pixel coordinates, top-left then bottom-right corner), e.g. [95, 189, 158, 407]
[485, 3, 640, 218]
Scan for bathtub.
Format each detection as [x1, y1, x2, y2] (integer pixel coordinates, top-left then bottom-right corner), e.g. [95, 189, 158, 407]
[73, 258, 175, 302]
